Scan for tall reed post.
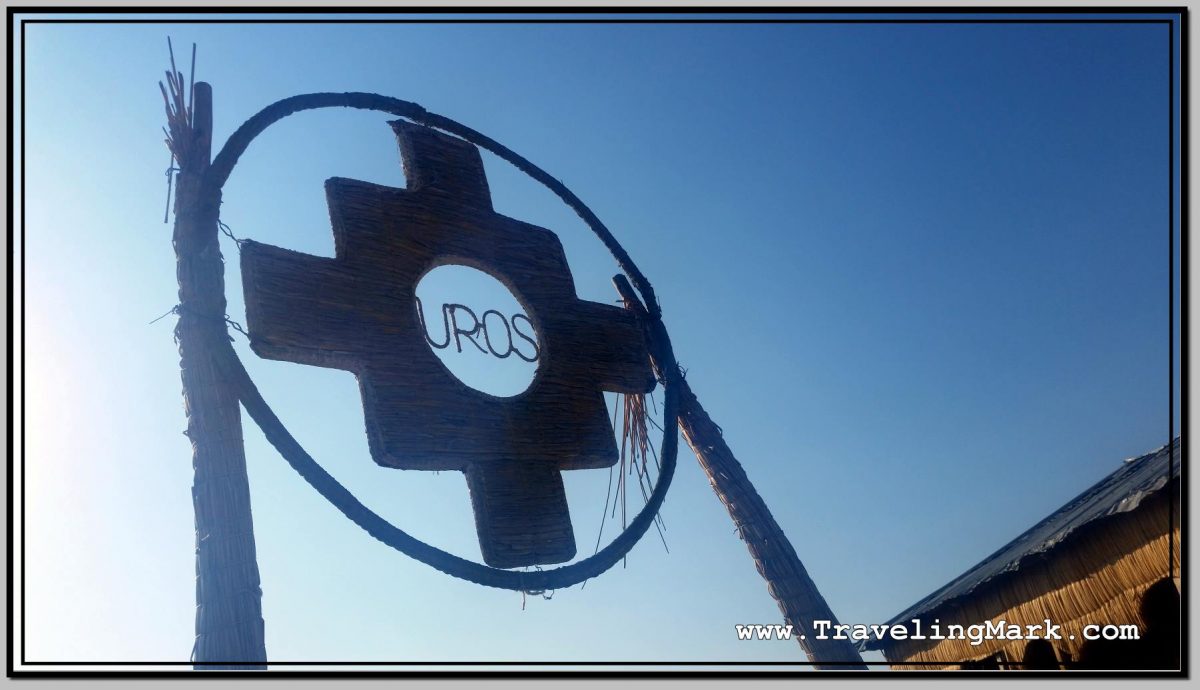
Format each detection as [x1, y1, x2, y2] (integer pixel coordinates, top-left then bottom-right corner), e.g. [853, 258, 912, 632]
[614, 276, 866, 670]
[172, 81, 268, 669]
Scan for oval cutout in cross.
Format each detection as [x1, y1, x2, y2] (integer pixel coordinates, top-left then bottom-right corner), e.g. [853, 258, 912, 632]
[416, 300, 540, 363]
[414, 264, 540, 397]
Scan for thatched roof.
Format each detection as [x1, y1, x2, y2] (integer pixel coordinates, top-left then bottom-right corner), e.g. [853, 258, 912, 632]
[862, 438, 1180, 652]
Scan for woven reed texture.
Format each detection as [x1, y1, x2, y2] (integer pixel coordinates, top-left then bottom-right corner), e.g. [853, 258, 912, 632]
[216, 329, 679, 592]
[197, 86, 682, 591]
[612, 276, 866, 670]
[240, 122, 653, 568]
[173, 83, 267, 669]
[884, 488, 1179, 669]
[204, 92, 664, 324]
[677, 379, 868, 669]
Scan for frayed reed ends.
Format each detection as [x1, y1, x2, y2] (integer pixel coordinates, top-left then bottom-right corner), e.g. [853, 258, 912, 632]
[160, 38, 197, 169]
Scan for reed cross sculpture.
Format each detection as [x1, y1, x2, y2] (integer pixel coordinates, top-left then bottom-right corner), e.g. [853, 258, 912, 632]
[240, 121, 655, 568]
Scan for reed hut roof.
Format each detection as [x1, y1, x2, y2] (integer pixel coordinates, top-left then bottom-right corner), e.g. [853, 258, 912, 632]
[862, 438, 1180, 652]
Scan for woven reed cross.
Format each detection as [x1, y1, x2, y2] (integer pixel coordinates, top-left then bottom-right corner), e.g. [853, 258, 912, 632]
[240, 122, 655, 568]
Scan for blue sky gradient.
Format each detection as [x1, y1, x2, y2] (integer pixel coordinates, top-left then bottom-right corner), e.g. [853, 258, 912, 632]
[15, 12, 1181, 666]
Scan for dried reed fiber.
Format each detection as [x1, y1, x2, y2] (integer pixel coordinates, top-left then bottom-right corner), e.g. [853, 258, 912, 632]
[160, 38, 196, 170]
[606, 388, 669, 553]
[169, 74, 267, 668]
[612, 281, 662, 537]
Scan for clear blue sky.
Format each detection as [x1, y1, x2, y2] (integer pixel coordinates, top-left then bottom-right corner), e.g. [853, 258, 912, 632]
[15, 11, 1181, 667]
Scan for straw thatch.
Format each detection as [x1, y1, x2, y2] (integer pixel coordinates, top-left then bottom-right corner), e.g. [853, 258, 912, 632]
[869, 443, 1180, 670]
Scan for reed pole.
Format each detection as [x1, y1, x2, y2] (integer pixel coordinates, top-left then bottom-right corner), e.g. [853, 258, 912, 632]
[172, 82, 267, 669]
[614, 276, 866, 670]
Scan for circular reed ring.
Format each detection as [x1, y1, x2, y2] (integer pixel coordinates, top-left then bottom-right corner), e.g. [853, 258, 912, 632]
[205, 93, 681, 591]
